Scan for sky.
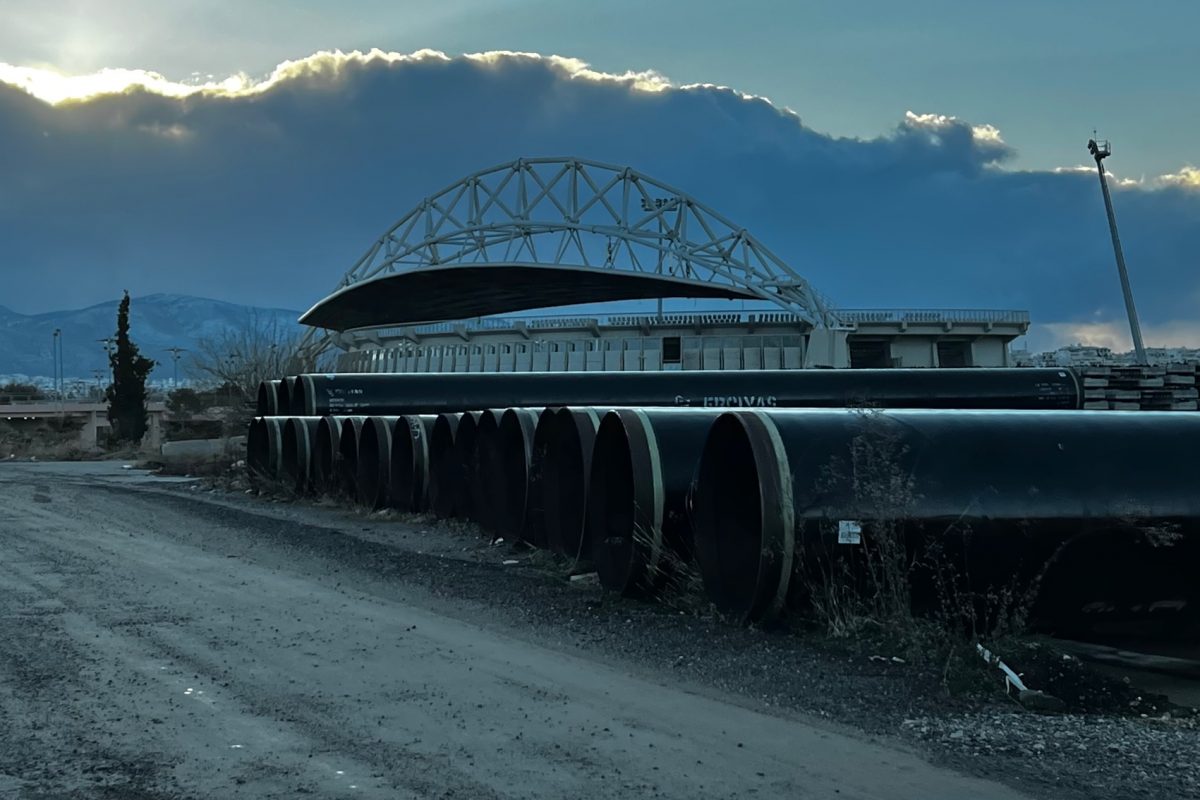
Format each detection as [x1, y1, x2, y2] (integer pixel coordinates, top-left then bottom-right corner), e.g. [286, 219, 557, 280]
[0, 0, 1196, 350]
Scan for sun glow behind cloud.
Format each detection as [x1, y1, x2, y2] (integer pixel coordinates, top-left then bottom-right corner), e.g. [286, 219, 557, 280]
[0, 48, 684, 106]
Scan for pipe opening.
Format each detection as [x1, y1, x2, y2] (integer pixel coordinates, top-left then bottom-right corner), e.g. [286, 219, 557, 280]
[451, 413, 482, 521]
[247, 418, 269, 477]
[357, 418, 392, 509]
[256, 381, 278, 416]
[522, 409, 559, 548]
[545, 412, 590, 559]
[312, 417, 341, 491]
[585, 414, 637, 574]
[281, 418, 305, 492]
[693, 414, 769, 622]
[277, 378, 294, 418]
[389, 416, 424, 512]
[292, 377, 310, 417]
[428, 414, 461, 518]
[495, 410, 536, 541]
[337, 418, 363, 499]
[472, 413, 501, 531]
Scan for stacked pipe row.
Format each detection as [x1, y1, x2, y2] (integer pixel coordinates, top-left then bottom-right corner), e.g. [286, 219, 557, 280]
[245, 369, 1200, 636]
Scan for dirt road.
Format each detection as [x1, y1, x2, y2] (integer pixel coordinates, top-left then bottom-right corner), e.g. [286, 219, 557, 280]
[0, 462, 1035, 799]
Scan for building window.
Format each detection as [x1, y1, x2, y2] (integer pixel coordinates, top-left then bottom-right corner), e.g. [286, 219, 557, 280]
[937, 340, 972, 368]
[663, 336, 682, 363]
[848, 338, 892, 369]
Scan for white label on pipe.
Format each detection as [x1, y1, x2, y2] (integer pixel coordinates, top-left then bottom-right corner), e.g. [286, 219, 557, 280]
[838, 520, 863, 545]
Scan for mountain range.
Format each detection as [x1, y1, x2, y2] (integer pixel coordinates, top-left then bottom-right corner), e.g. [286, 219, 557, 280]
[0, 294, 303, 384]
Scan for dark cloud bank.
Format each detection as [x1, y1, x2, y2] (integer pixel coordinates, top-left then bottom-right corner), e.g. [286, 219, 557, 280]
[0, 50, 1196, 345]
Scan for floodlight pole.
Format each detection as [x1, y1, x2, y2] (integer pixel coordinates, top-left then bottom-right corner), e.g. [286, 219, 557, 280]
[164, 347, 187, 388]
[1088, 138, 1147, 365]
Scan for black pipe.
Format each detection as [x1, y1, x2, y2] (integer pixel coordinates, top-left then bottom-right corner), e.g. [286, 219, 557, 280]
[336, 416, 370, 500]
[449, 411, 484, 521]
[691, 409, 1200, 630]
[389, 414, 437, 512]
[357, 416, 402, 510]
[246, 417, 286, 480]
[281, 416, 323, 493]
[543, 408, 604, 558]
[278, 377, 299, 418]
[256, 380, 283, 416]
[585, 409, 726, 595]
[521, 408, 560, 549]
[428, 413, 464, 518]
[470, 410, 505, 532]
[312, 416, 346, 493]
[492, 408, 543, 544]
[294, 368, 1081, 417]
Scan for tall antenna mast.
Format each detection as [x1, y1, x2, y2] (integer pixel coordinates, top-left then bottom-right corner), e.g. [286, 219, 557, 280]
[1088, 136, 1147, 365]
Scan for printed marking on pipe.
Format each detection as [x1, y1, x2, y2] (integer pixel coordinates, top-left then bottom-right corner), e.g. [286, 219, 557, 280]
[838, 520, 863, 545]
[686, 395, 779, 407]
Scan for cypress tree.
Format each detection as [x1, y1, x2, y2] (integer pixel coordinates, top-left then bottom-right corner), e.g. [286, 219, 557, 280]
[105, 291, 155, 443]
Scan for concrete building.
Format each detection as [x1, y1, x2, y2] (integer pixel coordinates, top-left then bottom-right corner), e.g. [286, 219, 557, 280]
[332, 309, 1028, 374]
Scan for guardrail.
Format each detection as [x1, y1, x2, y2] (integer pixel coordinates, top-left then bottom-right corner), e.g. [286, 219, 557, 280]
[837, 309, 1031, 324]
[359, 307, 1030, 340]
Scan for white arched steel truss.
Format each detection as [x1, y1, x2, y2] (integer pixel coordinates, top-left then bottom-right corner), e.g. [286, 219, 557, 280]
[298, 156, 840, 359]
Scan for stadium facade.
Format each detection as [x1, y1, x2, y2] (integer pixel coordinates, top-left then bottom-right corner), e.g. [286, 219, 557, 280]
[297, 157, 1030, 372]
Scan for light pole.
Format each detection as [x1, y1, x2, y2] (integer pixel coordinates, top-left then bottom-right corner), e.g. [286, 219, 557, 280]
[57, 329, 65, 399]
[164, 347, 187, 389]
[1088, 137, 1147, 365]
[98, 337, 116, 380]
[51, 329, 60, 398]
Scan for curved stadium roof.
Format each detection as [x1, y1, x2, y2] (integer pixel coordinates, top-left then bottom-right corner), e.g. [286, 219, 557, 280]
[300, 263, 762, 331]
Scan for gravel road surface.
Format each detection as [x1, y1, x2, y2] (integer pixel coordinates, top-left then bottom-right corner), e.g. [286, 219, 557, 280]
[0, 462, 1189, 799]
[0, 462, 1025, 799]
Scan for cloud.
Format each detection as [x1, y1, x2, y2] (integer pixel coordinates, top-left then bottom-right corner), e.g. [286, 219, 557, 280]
[1159, 166, 1200, 189]
[0, 48, 1196, 347]
[1034, 320, 1200, 352]
[0, 48, 679, 105]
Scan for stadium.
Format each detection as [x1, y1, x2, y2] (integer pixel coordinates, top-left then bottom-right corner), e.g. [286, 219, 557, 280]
[294, 157, 1030, 373]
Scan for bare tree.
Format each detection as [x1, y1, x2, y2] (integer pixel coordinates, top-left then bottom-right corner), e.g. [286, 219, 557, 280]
[188, 312, 310, 401]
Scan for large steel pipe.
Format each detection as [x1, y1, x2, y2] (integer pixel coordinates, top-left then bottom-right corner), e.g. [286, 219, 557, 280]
[256, 380, 283, 416]
[356, 416, 402, 510]
[281, 416, 323, 493]
[277, 377, 299, 418]
[584, 409, 724, 594]
[449, 411, 485, 521]
[246, 417, 287, 480]
[492, 408, 543, 543]
[312, 416, 346, 493]
[389, 414, 437, 512]
[294, 368, 1081, 417]
[471, 410, 504, 532]
[691, 409, 1200, 629]
[428, 413, 464, 518]
[543, 408, 604, 558]
[521, 409, 560, 548]
[336, 417, 370, 500]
